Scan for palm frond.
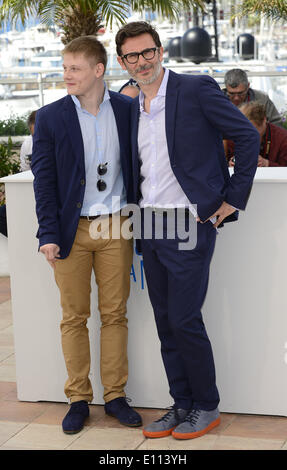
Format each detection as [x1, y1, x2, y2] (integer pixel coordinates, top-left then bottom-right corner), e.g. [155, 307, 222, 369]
[38, 1, 130, 28]
[96, 1, 130, 29]
[0, 0, 207, 37]
[0, 0, 39, 27]
[237, 0, 287, 22]
[37, 0, 60, 26]
[130, 0, 205, 21]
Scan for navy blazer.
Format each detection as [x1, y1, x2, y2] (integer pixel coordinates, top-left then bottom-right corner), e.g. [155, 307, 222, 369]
[131, 70, 260, 223]
[32, 92, 132, 259]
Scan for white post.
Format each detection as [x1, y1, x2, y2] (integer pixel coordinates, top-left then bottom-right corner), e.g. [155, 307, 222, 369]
[37, 73, 44, 107]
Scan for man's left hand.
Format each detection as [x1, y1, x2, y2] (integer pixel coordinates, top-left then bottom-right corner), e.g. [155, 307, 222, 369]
[207, 201, 236, 228]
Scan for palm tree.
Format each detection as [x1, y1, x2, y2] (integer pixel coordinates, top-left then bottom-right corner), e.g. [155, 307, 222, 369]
[237, 0, 287, 22]
[0, 0, 205, 44]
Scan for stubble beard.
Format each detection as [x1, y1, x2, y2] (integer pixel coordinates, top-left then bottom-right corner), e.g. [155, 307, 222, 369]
[129, 60, 162, 86]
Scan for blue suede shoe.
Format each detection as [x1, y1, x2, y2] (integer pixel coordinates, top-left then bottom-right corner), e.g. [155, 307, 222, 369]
[104, 397, 142, 427]
[62, 400, 89, 434]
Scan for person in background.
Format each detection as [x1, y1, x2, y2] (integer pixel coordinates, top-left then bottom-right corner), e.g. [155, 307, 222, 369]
[116, 21, 259, 441]
[227, 101, 287, 167]
[223, 69, 283, 128]
[0, 110, 38, 237]
[20, 110, 37, 171]
[31, 35, 142, 435]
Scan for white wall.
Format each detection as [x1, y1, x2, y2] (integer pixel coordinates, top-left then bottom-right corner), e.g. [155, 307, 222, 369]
[2, 169, 287, 416]
[0, 234, 9, 276]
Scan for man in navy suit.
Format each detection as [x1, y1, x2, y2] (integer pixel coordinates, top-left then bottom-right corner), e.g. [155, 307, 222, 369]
[31, 35, 142, 434]
[116, 22, 260, 440]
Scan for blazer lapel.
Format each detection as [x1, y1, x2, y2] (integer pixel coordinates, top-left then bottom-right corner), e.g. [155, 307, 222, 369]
[109, 91, 131, 192]
[165, 70, 180, 164]
[130, 97, 140, 199]
[131, 97, 140, 161]
[109, 91, 124, 147]
[61, 95, 85, 173]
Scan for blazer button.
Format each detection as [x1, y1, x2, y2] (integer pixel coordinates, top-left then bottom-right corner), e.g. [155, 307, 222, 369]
[80, 179, 85, 185]
[77, 202, 82, 209]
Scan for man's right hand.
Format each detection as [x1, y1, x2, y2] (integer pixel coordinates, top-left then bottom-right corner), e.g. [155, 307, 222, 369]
[39, 243, 60, 268]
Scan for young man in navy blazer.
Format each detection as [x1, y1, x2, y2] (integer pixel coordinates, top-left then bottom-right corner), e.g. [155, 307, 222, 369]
[116, 22, 260, 440]
[31, 35, 142, 434]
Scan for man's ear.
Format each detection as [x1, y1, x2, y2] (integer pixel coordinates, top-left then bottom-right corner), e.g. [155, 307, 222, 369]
[117, 56, 126, 71]
[95, 62, 105, 78]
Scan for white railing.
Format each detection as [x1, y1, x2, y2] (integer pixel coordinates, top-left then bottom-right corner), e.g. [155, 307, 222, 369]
[1, 62, 287, 107]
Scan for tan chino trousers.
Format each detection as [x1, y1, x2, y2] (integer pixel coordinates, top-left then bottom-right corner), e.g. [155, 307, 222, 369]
[54, 216, 133, 404]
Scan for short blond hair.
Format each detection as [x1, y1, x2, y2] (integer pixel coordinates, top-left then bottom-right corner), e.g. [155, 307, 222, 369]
[239, 101, 266, 126]
[62, 35, 107, 70]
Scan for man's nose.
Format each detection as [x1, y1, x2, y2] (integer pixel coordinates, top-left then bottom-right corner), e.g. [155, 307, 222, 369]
[232, 96, 240, 105]
[137, 54, 149, 66]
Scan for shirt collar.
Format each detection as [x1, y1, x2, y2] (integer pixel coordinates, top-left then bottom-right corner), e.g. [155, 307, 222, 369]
[139, 68, 169, 112]
[71, 82, 110, 111]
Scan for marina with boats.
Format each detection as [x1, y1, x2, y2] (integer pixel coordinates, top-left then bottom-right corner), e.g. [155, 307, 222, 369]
[0, 2, 286, 118]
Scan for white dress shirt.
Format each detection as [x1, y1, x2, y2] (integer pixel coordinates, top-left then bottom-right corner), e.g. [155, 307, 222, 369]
[20, 135, 33, 172]
[137, 68, 198, 218]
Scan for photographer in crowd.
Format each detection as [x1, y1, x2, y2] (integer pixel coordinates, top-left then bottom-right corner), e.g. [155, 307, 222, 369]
[227, 101, 287, 167]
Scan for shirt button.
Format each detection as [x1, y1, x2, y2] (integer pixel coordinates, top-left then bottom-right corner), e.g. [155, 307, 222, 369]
[80, 179, 85, 185]
[77, 202, 82, 208]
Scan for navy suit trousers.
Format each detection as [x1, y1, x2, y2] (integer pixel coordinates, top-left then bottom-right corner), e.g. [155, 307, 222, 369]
[141, 210, 220, 411]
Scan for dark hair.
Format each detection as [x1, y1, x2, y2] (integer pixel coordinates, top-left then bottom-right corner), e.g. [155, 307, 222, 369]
[115, 21, 162, 56]
[28, 110, 37, 129]
[62, 35, 107, 70]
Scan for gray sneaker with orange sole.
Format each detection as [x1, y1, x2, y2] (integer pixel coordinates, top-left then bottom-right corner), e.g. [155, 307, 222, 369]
[172, 407, 220, 439]
[143, 406, 190, 438]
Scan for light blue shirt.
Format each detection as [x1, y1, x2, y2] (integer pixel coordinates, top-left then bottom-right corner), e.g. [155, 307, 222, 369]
[72, 86, 126, 216]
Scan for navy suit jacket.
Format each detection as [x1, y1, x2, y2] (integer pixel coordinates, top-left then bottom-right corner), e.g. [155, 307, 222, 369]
[31, 91, 132, 259]
[131, 70, 260, 223]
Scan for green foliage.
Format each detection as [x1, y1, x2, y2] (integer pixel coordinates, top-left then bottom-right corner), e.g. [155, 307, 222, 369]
[0, 137, 21, 205]
[0, 1, 205, 44]
[0, 137, 20, 177]
[0, 114, 29, 137]
[237, 1, 287, 22]
[38, 1, 130, 32]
